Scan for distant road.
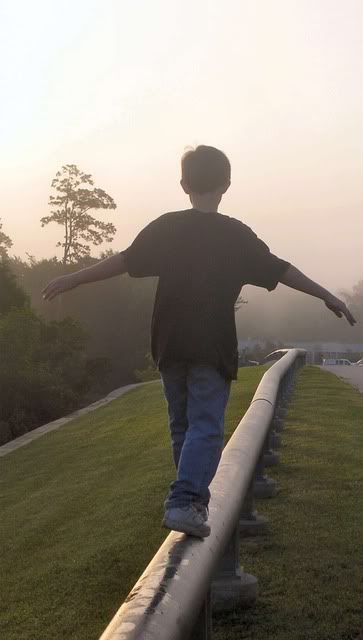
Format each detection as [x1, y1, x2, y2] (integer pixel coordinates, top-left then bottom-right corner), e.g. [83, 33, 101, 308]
[319, 365, 363, 393]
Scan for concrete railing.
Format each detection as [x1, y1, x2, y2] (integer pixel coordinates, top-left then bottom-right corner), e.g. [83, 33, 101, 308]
[99, 349, 306, 640]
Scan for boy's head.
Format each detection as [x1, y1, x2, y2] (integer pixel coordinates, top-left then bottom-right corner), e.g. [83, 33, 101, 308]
[180, 145, 231, 197]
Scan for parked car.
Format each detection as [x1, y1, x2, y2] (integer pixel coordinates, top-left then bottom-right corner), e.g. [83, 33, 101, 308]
[264, 349, 289, 362]
[352, 358, 363, 366]
[322, 358, 352, 366]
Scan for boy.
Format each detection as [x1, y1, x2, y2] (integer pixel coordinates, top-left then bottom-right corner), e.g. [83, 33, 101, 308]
[42, 145, 356, 538]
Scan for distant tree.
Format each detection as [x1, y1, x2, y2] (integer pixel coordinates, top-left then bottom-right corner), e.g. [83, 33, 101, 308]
[341, 280, 363, 334]
[0, 260, 29, 315]
[342, 280, 363, 309]
[0, 219, 12, 259]
[41, 164, 117, 264]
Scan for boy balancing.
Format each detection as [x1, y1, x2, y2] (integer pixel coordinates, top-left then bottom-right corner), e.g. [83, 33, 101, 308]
[42, 145, 356, 539]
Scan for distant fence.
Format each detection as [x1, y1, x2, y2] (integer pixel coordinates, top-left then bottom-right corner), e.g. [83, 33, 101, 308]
[99, 349, 306, 640]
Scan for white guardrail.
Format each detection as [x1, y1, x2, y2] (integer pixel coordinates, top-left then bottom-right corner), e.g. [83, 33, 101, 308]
[99, 349, 306, 640]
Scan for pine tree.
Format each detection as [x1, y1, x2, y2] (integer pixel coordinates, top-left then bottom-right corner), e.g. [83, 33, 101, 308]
[41, 164, 117, 264]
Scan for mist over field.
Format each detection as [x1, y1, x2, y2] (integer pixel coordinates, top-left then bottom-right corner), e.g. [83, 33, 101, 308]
[236, 283, 363, 344]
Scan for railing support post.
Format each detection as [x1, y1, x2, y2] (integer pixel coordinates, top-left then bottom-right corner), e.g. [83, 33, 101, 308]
[273, 386, 287, 433]
[269, 429, 281, 449]
[189, 589, 212, 640]
[211, 523, 258, 611]
[240, 477, 269, 536]
[263, 423, 280, 467]
[254, 443, 279, 498]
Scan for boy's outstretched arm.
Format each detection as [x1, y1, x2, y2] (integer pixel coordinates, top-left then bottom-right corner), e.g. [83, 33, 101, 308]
[279, 265, 357, 326]
[42, 253, 127, 301]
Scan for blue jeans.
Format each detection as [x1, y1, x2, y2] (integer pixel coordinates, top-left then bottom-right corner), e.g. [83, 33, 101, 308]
[160, 362, 231, 510]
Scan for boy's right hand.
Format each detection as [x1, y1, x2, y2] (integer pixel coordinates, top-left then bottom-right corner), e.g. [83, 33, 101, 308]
[324, 295, 357, 326]
[42, 273, 78, 302]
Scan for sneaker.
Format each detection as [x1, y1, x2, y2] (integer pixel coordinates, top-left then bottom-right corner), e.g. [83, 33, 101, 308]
[162, 504, 211, 538]
[194, 503, 209, 522]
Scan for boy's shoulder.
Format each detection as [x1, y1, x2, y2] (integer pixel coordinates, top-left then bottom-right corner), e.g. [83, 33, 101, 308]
[151, 210, 258, 245]
[159, 209, 251, 231]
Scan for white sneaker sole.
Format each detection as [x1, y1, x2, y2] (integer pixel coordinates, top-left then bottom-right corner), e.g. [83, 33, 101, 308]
[162, 516, 210, 538]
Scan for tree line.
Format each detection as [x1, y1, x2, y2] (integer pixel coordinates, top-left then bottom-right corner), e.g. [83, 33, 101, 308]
[0, 165, 125, 445]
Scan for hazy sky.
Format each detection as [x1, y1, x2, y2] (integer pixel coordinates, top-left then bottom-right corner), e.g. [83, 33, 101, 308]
[1, 0, 362, 292]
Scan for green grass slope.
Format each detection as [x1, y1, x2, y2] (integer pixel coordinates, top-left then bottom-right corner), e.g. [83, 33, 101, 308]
[0, 366, 266, 640]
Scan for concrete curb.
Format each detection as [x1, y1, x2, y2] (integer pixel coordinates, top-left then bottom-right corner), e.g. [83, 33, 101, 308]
[0, 379, 160, 458]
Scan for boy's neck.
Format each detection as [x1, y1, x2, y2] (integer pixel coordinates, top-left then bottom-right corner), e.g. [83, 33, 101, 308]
[189, 193, 222, 213]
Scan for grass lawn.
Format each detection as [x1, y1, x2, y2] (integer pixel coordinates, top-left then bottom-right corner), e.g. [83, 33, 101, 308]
[0, 366, 266, 640]
[213, 366, 363, 640]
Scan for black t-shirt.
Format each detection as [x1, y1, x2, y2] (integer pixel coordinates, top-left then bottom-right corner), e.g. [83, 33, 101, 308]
[120, 209, 290, 381]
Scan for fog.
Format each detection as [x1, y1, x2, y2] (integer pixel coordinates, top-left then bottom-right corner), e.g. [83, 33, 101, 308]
[1, 0, 362, 292]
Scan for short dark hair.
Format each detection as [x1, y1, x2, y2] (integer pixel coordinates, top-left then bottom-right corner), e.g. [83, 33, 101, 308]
[181, 145, 231, 194]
